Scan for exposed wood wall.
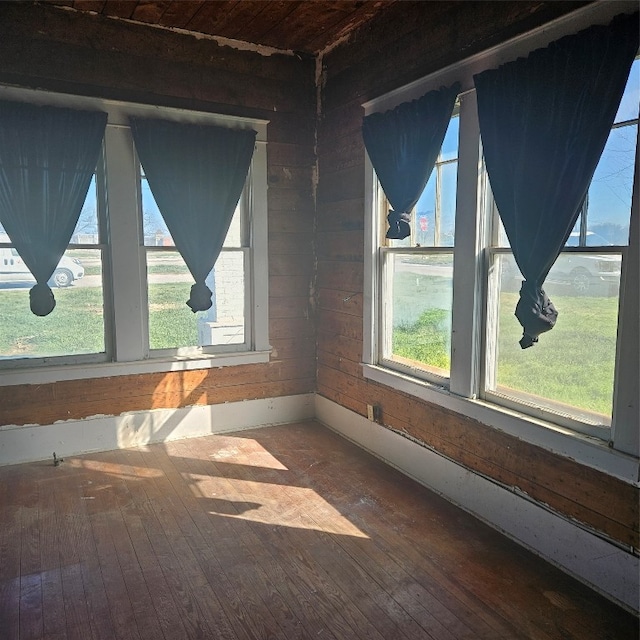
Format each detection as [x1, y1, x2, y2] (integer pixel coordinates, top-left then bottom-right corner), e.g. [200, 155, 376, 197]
[316, 0, 639, 550]
[0, 3, 316, 425]
[0, 0, 637, 553]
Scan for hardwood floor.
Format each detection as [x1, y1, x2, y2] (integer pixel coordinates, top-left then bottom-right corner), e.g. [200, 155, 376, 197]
[0, 421, 636, 639]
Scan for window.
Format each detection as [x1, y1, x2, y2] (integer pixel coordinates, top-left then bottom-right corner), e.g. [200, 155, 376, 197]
[364, 3, 639, 461]
[141, 166, 249, 354]
[378, 107, 459, 381]
[485, 58, 638, 433]
[0, 173, 106, 360]
[0, 88, 269, 376]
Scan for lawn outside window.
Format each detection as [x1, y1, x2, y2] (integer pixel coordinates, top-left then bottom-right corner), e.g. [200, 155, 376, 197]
[362, 1, 639, 467]
[378, 105, 459, 383]
[0, 86, 270, 383]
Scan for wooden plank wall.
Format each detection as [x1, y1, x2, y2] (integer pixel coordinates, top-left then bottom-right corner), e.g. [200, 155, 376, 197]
[0, 3, 316, 425]
[316, 0, 639, 550]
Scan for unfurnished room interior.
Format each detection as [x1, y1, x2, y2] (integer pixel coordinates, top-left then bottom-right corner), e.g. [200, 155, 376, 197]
[0, 1, 638, 638]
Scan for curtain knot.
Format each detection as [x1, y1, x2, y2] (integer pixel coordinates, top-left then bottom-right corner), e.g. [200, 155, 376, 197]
[515, 280, 558, 349]
[29, 283, 56, 317]
[186, 282, 213, 313]
[386, 210, 411, 240]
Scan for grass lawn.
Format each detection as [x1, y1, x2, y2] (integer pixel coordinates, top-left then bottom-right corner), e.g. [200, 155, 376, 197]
[0, 283, 205, 357]
[148, 283, 201, 349]
[391, 271, 618, 417]
[0, 275, 618, 417]
[0, 286, 105, 357]
[494, 291, 617, 416]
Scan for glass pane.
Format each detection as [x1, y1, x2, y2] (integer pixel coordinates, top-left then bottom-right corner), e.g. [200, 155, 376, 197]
[141, 171, 242, 248]
[0, 248, 105, 358]
[414, 173, 436, 247]
[490, 253, 620, 424]
[147, 250, 245, 350]
[614, 58, 639, 123]
[1, 175, 100, 244]
[440, 114, 459, 161]
[388, 113, 459, 249]
[439, 162, 457, 247]
[72, 174, 100, 244]
[385, 252, 453, 376]
[580, 123, 637, 246]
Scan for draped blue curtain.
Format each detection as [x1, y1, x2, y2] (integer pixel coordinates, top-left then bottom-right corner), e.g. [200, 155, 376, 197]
[474, 11, 639, 348]
[130, 119, 256, 312]
[0, 101, 107, 316]
[362, 83, 460, 239]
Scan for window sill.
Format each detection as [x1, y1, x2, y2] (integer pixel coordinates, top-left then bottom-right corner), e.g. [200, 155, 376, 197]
[362, 363, 639, 483]
[0, 350, 272, 387]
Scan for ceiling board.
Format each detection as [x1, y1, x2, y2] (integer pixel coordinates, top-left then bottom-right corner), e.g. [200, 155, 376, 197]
[52, 0, 397, 54]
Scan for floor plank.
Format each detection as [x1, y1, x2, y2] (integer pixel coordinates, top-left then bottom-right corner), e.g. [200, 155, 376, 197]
[0, 421, 636, 640]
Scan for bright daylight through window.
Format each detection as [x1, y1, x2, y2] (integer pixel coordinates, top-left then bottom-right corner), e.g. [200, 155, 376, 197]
[486, 58, 639, 428]
[365, 7, 639, 448]
[380, 105, 459, 380]
[0, 173, 106, 360]
[0, 92, 268, 372]
[141, 166, 249, 353]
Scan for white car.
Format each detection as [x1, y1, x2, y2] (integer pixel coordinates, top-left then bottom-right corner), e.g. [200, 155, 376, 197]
[0, 248, 84, 287]
[548, 231, 621, 295]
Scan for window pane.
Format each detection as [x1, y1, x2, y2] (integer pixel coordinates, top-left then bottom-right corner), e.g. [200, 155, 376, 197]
[440, 114, 460, 161]
[0, 248, 105, 358]
[72, 174, 100, 244]
[489, 253, 620, 424]
[141, 170, 243, 248]
[614, 58, 639, 123]
[384, 252, 453, 376]
[581, 123, 637, 245]
[439, 162, 457, 247]
[414, 144, 458, 248]
[141, 176, 172, 246]
[147, 250, 245, 350]
[388, 113, 459, 249]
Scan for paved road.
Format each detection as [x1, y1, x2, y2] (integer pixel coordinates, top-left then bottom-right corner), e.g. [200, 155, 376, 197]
[0, 273, 193, 291]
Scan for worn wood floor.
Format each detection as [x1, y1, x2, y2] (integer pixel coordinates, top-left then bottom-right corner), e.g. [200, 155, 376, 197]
[0, 421, 636, 640]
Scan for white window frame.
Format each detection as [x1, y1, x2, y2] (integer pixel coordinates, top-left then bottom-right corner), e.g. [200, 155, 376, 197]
[0, 86, 270, 385]
[362, 0, 639, 478]
[377, 106, 460, 386]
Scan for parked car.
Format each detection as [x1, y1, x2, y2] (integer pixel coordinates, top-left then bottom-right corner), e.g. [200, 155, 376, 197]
[500, 231, 622, 295]
[0, 248, 84, 287]
[548, 231, 621, 295]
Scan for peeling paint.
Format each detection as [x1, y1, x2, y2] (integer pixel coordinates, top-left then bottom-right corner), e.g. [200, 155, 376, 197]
[56, 6, 297, 57]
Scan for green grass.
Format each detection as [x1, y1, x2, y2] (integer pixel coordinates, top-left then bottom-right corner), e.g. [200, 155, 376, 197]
[148, 283, 200, 349]
[0, 275, 619, 417]
[0, 282, 204, 356]
[394, 308, 450, 370]
[0, 287, 105, 357]
[389, 265, 618, 417]
[494, 292, 617, 416]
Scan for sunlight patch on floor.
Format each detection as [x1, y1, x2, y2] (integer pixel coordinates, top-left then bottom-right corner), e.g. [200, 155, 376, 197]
[188, 474, 369, 538]
[67, 458, 163, 478]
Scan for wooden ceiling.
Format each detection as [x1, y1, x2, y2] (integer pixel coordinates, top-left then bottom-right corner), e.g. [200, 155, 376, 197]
[49, 0, 398, 54]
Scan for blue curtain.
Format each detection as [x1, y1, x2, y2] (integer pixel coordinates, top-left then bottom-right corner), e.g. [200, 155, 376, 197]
[0, 102, 107, 316]
[474, 11, 639, 348]
[130, 118, 256, 312]
[362, 83, 460, 239]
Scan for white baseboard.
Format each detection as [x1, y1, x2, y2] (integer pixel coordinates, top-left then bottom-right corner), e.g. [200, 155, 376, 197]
[0, 393, 315, 466]
[315, 394, 639, 614]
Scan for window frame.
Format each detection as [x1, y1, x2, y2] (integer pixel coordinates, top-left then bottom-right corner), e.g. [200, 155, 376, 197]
[362, 0, 639, 473]
[0, 85, 270, 383]
[377, 106, 460, 384]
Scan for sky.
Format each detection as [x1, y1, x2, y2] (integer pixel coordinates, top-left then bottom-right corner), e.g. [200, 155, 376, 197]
[412, 59, 640, 245]
[15, 60, 637, 248]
